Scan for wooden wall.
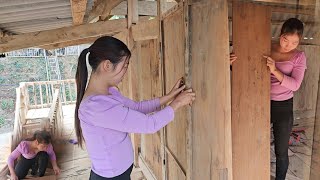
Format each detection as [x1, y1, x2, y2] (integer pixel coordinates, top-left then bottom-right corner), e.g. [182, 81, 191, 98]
[232, 2, 271, 180]
[118, 2, 320, 180]
[189, 0, 232, 179]
[162, 6, 187, 180]
[293, 45, 320, 180]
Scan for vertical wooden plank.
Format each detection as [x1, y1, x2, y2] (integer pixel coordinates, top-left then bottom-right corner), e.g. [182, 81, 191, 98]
[45, 83, 49, 105]
[183, 1, 192, 180]
[232, 2, 270, 180]
[62, 82, 67, 105]
[140, 40, 163, 180]
[68, 82, 72, 103]
[33, 84, 37, 106]
[190, 0, 232, 179]
[310, 53, 320, 179]
[162, 6, 187, 180]
[39, 84, 43, 108]
[130, 43, 142, 166]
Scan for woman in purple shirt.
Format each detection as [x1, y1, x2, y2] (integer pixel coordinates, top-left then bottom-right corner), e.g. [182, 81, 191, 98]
[75, 36, 195, 180]
[7, 130, 61, 180]
[265, 18, 306, 180]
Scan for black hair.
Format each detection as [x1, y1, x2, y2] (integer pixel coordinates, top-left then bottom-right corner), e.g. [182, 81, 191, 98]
[280, 18, 304, 38]
[25, 130, 52, 144]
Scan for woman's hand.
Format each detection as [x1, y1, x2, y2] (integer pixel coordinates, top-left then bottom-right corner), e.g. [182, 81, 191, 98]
[263, 55, 277, 73]
[230, 53, 237, 65]
[53, 165, 61, 175]
[160, 78, 186, 105]
[169, 89, 196, 111]
[10, 173, 18, 180]
[168, 78, 185, 99]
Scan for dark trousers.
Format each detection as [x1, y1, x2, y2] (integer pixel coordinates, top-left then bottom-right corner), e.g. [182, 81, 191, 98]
[271, 98, 293, 180]
[89, 164, 133, 180]
[15, 151, 49, 179]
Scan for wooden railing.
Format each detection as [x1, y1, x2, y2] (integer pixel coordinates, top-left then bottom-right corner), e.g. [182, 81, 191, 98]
[23, 79, 77, 109]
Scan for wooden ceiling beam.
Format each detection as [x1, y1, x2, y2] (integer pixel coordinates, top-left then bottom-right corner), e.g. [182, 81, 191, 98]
[70, 0, 87, 25]
[251, 0, 316, 7]
[0, 19, 127, 53]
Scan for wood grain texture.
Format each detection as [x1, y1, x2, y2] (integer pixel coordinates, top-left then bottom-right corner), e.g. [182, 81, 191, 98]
[232, 2, 271, 180]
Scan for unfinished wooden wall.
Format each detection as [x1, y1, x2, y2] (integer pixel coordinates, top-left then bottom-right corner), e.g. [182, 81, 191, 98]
[190, 0, 232, 179]
[232, 2, 271, 180]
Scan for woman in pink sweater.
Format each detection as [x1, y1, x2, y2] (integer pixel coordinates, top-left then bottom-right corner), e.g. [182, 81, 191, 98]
[264, 18, 306, 180]
[7, 130, 61, 180]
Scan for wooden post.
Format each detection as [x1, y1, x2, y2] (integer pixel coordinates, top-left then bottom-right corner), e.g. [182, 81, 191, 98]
[232, 2, 271, 180]
[189, 0, 232, 179]
[310, 70, 320, 179]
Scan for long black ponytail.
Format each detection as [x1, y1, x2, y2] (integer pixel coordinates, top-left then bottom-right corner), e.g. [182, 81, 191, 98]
[75, 36, 131, 148]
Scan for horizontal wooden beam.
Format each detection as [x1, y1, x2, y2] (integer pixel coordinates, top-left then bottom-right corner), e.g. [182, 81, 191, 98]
[39, 29, 130, 50]
[0, 19, 127, 53]
[111, 1, 176, 16]
[271, 6, 315, 16]
[39, 37, 97, 50]
[251, 0, 316, 7]
[70, 0, 87, 25]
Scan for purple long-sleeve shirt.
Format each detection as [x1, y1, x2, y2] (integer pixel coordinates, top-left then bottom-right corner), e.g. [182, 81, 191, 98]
[78, 87, 174, 177]
[7, 141, 56, 167]
[271, 51, 307, 101]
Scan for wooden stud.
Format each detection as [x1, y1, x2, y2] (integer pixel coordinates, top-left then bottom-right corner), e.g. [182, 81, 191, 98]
[70, 0, 87, 25]
[39, 84, 43, 108]
[312, 14, 320, 180]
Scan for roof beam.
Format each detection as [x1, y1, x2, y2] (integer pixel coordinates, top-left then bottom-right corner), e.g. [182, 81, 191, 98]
[39, 30, 130, 50]
[70, 0, 87, 25]
[38, 18, 158, 50]
[251, 0, 316, 7]
[111, 1, 177, 16]
[271, 6, 315, 16]
[0, 19, 127, 53]
[87, 0, 124, 23]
